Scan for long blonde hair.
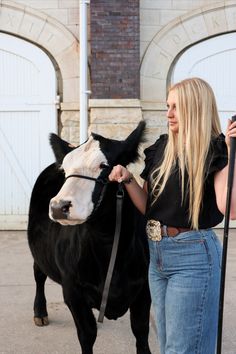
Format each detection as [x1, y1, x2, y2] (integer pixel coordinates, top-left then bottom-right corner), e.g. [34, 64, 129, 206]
[151, 77, 222, 229]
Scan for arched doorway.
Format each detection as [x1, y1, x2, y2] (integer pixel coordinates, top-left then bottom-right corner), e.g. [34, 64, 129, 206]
[0, 33, 57, 230]
[171, 32, 236, 228]
[172, 32, 236, 133]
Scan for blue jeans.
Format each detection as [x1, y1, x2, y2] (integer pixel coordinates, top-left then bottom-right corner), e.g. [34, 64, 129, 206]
[148, 229, 222, 354]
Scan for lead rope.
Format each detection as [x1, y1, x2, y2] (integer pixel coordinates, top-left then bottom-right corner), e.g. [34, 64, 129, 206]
[98, 183, 124, 323]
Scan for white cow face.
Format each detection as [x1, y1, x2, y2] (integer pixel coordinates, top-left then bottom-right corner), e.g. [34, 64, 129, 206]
[49, 136, 108, 225]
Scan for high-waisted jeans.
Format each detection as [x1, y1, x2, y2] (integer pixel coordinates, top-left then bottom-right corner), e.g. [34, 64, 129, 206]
[148, 229, 222, 354]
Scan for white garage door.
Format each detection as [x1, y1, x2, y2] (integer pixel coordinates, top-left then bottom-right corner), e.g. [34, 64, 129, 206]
[0, 33, 57, 230]
[172, 32, 236, 228]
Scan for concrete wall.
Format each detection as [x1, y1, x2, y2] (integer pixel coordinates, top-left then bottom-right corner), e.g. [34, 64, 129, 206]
[6, 0, 80, 39]
[2, 0, 236, 149]
[140, 0, 236, 144]
[0, 0, 80, 144]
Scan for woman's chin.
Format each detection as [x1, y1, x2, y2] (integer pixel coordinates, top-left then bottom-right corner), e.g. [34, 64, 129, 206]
[169, 125, 179, 133]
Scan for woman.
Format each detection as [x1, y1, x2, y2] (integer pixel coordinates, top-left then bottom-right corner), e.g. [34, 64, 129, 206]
[108, 78, 236, 354]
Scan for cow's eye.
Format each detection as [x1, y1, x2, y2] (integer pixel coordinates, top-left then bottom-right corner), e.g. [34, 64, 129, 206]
[100, 162, 109, 169]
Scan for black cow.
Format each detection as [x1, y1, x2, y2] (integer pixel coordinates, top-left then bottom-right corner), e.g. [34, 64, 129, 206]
[27, 121, 152, 354]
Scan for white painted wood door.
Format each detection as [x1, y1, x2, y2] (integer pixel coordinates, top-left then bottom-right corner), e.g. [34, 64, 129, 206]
[172, 33, 236, 228]
[0, 34, 57, 230]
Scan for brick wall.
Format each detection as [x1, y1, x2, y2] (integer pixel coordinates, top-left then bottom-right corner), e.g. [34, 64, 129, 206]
[90, 0, 140, 99]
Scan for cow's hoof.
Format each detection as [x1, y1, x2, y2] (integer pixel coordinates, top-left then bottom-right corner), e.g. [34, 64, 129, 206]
[34, 316, 49, 326]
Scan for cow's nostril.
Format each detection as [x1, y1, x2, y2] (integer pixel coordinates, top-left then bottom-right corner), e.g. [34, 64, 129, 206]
[51, 200, 72, 220]
[61, 201, 72, 213]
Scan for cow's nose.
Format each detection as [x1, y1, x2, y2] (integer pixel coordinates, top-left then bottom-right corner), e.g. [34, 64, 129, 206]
[50, 200, 72, 220]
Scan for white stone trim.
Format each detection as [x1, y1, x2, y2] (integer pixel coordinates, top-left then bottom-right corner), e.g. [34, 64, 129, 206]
[89, 99, 142, 108]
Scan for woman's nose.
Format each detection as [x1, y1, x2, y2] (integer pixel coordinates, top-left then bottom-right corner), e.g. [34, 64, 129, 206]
[167, 109, 173, 117]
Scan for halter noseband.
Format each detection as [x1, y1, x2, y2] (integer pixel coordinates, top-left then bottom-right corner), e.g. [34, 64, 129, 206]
[65, 174, 109, 185]
[65, 173, 109, 218]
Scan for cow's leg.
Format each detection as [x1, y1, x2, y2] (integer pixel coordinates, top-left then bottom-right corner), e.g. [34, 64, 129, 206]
[130, 283, 152, 354]
[33, 262, 49, 326]
[62, 280, 97, 354]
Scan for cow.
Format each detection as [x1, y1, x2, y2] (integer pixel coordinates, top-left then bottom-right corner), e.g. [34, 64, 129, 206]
[27, 121, 152, 354]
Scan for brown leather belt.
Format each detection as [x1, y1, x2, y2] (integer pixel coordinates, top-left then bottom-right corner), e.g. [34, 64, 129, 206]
[146, 219, 192, 242]
[161, 226, 191, 237]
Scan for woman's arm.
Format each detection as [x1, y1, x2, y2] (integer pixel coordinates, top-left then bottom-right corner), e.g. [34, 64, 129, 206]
[214, 119, 236, 219]
[108, 165, 148, 215]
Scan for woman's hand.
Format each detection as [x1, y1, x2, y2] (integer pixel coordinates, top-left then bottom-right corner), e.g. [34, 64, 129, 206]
[108, 165, 148, 215]
[215, 118, 236, 219]
[108, 165, 133, 184]
[225, 119, 236, 150]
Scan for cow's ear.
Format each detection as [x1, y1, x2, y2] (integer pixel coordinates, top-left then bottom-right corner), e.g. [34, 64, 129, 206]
[50, 133, 75, 164]
[119, 121, 146, 166]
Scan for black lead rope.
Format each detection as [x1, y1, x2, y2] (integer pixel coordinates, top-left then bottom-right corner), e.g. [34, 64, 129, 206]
[65, 173, 124, 323]
[98, 183, 124, 323]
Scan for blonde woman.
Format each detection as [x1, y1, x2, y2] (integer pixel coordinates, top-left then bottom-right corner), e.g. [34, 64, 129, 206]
[109, 77, 236, 354]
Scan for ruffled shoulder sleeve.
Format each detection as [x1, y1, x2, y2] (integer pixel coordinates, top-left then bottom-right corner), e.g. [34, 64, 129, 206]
[140, 134, 168, 180]
[206, 133, 228, 175]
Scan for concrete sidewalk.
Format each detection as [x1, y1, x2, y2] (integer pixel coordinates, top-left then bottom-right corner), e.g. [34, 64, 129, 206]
[0, 229, 235, 354]
[0, 231, 158, 354]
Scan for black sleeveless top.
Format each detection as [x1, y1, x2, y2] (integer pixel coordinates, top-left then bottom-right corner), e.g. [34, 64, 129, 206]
[140, 134, 228, 228]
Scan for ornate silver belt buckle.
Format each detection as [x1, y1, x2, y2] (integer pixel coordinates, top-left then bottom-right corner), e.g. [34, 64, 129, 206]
[146, 219, 162, 241]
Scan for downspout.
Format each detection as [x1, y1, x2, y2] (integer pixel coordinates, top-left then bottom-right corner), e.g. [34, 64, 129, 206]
[80, 0, 90, 143]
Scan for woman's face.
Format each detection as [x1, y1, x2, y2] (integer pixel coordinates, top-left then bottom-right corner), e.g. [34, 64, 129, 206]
[166, 90, 179, 134]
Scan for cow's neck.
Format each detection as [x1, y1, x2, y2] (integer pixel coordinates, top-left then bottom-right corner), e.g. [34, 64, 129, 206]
[87, 195, 135, 244]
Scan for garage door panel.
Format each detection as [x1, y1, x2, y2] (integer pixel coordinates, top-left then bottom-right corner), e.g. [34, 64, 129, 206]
[0, 112, 40, 191]
[0, 49, 39, 98]
[0, 33, 57, 230]
[0, 148, 28, 215]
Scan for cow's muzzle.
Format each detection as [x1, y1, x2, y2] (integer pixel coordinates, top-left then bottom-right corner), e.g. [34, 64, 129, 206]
[50, 200, 72, 220]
